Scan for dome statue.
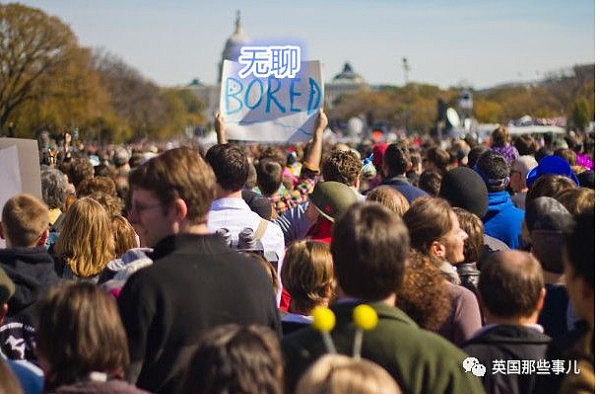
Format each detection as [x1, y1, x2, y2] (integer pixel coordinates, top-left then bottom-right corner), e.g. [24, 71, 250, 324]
[218, 10, 251, 82]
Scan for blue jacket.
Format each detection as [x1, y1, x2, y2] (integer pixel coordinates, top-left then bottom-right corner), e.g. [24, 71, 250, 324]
[483, 191, 524, 249]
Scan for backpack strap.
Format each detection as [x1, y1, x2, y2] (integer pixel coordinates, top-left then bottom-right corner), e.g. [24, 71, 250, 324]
[255, 218, 269, 240]
[50, 212, 65, 232]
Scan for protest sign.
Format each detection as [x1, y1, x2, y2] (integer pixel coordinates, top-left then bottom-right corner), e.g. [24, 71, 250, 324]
[0, 144, 22, 206]
[0, 138, 42, 203]
[0, 138, 42, 248]
[219, 59, 323, 143]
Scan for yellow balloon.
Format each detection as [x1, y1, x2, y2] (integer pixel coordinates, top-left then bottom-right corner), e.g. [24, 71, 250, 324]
[311, 306, 336, 332]
[353, 304, 378, 331]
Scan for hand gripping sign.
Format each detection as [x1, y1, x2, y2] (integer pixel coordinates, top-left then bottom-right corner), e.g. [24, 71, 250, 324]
[219, 58, 324, 143]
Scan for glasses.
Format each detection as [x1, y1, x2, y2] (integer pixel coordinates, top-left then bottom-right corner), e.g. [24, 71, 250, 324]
[128, 202, 163, 215]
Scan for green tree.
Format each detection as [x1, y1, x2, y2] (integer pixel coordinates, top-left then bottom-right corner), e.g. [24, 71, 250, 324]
[93, 50, 187, 140]
[473, 99, 503, 123]
[571, 98, 590, 131]
[173, 88, 206, 126]
[8, 46, 112, 138]
[0, 3, 79, 132]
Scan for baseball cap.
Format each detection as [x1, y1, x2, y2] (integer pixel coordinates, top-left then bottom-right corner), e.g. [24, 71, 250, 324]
[526, 155, 580, 188]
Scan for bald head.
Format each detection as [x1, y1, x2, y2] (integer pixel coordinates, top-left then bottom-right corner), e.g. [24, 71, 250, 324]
[479, 251, 544, 319]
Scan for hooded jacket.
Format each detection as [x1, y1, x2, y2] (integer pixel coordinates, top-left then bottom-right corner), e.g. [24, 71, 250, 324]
[463, 324, 551, 394]
[482, 191, 524, 249]
[0, 247, 59, 322]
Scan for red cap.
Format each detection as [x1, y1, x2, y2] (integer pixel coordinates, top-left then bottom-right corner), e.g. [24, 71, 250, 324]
[372, 143, 389, 167]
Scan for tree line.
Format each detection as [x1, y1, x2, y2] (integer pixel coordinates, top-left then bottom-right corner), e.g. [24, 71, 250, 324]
[329, 63, 594, 134]
[0, 3, 204, 142]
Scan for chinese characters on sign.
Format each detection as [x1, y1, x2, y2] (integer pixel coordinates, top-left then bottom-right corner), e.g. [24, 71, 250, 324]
[238, 46, 301, 79]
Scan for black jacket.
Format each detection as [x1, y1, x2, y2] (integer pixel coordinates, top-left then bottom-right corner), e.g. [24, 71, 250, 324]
[0, 247, 59, 324]
[538, 284, 569, 338]
[463, 324, 552, 394]
[118, 233, 282, 394]
[457, 262, 480, 295]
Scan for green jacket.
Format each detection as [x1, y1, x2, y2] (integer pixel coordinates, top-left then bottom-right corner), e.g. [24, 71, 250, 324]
[282, 301, 484, 394]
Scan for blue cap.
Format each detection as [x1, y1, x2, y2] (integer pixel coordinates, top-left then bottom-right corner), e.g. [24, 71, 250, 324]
[526, 155, 580, 188]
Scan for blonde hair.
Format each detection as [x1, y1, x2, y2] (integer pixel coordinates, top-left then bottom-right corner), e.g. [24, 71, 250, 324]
[1, 194, 49, 247]
[555, 188, 595, 216]
[366, 186, 410, 217]
[296, 354, 401, 394]
[281, 241, 333, 314]
[55, 197, 115, 278]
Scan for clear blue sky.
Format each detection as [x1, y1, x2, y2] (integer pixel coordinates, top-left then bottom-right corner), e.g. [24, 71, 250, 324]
[19, 0, 595, 89]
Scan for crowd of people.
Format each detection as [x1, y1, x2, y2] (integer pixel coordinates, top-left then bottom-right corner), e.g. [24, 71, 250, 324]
[0, 109, 595, 394]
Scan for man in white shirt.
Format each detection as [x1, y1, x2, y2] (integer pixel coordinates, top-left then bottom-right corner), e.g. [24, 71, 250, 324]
[206, 143, 285, 302]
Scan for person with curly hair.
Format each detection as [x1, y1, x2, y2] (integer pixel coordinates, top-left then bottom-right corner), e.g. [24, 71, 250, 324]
[396, 251, 451, 331]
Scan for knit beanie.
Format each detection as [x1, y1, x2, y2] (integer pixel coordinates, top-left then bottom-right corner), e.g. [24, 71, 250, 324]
[439, 167, 489, 219]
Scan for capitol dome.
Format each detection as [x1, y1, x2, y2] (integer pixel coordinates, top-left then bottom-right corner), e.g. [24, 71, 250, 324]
[218, 11, 251, 82]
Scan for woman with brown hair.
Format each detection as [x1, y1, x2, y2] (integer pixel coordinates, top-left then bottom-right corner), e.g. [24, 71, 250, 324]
[281, 241, 334, 335]
[36, 282, 147, 393]
[53, 197, 115, 282]
[403, 197, 482, 346]
[453, 208, 484, 290]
